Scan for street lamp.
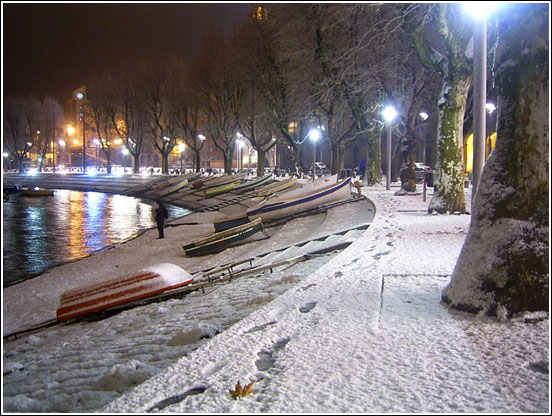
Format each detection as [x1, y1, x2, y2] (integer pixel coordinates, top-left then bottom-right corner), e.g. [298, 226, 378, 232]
[77, 91, 86, 173]
[178, 143, 186, 174]
[383, 105, 398, 190]
[236, 138, 244, 173]
[309, 128, 321, 180]
[419, 112, 429, 164]
[198, 134, 206, 170]
[463, 2, 500, 200]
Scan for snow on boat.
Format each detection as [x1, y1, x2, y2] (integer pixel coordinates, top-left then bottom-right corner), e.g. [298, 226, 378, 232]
[232, 174, 273, 193]
[158, 178, 188, 197]
[183, 218, 263, 256]
[56, 263, 194, 321]
[204, 181, 242, 197]
[255, 177, 297, 197]
[246, 176, 351, 222]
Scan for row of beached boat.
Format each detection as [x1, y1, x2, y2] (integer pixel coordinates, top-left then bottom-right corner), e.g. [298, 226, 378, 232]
[54, 173, 355, 322]
[186, 174, 352, 255]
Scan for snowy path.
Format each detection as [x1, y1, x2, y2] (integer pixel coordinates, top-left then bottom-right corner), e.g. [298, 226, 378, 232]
[2, 186, 548, 413]
[101, 186, 548, 413]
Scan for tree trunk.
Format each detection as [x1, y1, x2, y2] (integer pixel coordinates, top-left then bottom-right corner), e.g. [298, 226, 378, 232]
[428, 76, 470, 213]
[396, 130, 417, 193]
[161, 153, 169, 174]
[133, 154, 140, 174]
[256, 148, 266, 177]
[442, 3, 549, 317]
[364, 133, 381, 185]
[195, 150, 201, 172]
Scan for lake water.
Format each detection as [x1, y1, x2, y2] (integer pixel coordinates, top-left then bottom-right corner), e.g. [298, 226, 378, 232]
[2, 190, 191, 287]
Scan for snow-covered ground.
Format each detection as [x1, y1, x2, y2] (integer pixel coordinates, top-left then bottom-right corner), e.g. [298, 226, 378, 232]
[2, 184, 549, 413]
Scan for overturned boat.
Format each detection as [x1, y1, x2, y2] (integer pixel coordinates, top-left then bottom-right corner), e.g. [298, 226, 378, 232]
[56, 263, 194, 321]
[183, 218, 263, 257]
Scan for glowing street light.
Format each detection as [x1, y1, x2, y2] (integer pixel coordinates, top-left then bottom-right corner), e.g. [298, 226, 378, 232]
[383, 105, 398, 190]
[463, 2, 500, 201]
[309, 128, 321, 180]
[178, 143, 186, 174]
[236, 138, 244, 172]
[198, 135, 206, 170]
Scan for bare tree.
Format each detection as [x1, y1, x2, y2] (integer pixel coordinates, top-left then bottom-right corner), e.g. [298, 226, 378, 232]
[442, 3, 549, 317]
[109, 69, 147, 174]
[404, 3, 473, 213]
[192, 27, 244, 174]
[141, 61, 179, 174]
[34, 97, 64, 172]
[86, 74, 118, 173]
[3, 97, 35, 172]
[233, 12, 280, 176]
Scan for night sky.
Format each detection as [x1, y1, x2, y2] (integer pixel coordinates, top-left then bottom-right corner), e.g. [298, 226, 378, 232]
[3, 2, 253, 103]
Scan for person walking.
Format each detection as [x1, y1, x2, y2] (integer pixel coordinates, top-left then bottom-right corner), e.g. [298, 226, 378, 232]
[155, 200, 169, 239]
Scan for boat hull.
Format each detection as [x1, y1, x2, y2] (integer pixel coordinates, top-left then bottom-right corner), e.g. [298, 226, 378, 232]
[183, 218, 263, 256]
[204, 181, 241, 197]
[21, 188, 55, 196]
[247, 177, 351, 222]
[56, 264, 194, 321]
[232, 174, 273, 193]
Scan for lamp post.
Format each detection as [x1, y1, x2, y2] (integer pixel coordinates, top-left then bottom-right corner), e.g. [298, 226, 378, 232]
[76, 92, 86, 173]
[383, 105, 397, 191]
[198, 134, 206, 171]
[178, 143, 186, 174]
[464, 2, 499, 201]
[236, 139, 244, 173]
[419, 112, 429, 164]
[309, 128, 320, 180]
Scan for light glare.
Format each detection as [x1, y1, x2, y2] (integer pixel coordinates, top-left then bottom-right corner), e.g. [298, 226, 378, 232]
[383, 106, 397, 122]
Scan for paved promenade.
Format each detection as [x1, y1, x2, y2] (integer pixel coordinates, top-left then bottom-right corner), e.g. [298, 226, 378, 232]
[2, 173, 548, 413]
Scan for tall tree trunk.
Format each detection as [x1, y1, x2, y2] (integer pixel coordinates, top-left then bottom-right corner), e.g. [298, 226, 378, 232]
[442, 3, 549, 317]
[397, 131, 417, 193]
[195, 151, 201, 172]
[428, 76, 470, 213]
[256, 148, 266, 177]
[364, 133, 382, 185]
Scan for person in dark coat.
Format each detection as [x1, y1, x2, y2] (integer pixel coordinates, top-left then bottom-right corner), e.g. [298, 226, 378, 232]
[154, 200, 169, 239]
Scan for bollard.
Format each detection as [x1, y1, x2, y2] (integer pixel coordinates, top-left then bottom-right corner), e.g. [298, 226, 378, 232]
[354, 180, 362, 197]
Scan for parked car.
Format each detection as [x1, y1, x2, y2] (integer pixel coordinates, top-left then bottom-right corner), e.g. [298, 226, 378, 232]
[415, 162, 434, 185]
[309, 162, 329, 176]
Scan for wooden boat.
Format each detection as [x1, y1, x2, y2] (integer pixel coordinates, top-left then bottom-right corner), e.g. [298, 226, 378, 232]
[192, 175, 219, 189]
[272, 174, 338, 200]
[183, 218, 263, 257]
[255, 177, 297, 197]
[213, 214, 252, 233]
[204, 181, 242, 197]
[158, 178, 189, 197]
[201, 173, 247, 189]
[232, 174, 273, 193]
[20, 187, 55, 196]
[213, 175, 339, 232]
[56, 263, 194, 321]
[246, 177, 351, 222]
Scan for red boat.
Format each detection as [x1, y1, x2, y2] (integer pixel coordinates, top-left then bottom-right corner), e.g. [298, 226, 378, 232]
[56, 264, 194, 321]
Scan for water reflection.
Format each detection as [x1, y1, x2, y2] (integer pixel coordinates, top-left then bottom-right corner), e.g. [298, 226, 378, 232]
[2, 190, 190, 287]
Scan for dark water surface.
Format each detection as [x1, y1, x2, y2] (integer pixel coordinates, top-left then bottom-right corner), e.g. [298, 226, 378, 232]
[2, 190, 191, 287]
